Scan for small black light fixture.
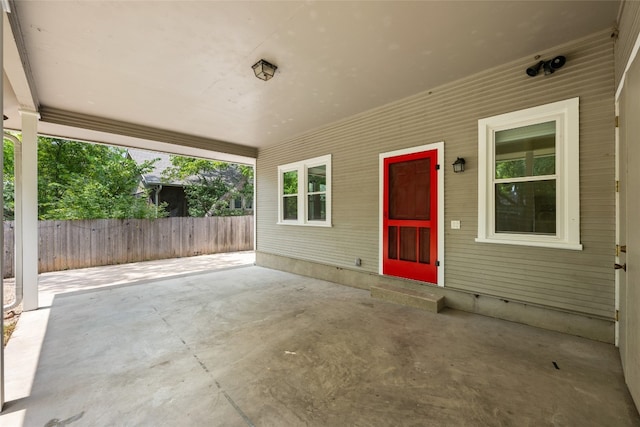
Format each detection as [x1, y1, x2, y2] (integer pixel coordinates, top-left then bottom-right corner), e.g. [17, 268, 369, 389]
[452, 157, 466, 173]
[526, 55, 566, 77]
[252, 59, 278, 81]
[3, 115, 8, 121]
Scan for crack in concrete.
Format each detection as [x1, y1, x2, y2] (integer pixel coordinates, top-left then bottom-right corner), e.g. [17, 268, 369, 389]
[151, 306, 256, 427]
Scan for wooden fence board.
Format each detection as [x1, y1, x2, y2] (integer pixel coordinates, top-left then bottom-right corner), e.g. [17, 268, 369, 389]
[2, 216, 253, 277]
[4, 222, 14, 277]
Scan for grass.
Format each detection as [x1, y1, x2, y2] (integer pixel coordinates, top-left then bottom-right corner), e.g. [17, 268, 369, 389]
[3, 312, 19, 347]
[3, 322, 16, 347]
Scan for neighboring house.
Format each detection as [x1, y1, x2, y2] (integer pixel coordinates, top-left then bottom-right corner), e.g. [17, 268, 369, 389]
[127, 148, 188, 217]
[127, 148, 253, 217]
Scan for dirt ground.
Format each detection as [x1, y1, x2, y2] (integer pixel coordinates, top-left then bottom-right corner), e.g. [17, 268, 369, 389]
[3, 277, 22, 346]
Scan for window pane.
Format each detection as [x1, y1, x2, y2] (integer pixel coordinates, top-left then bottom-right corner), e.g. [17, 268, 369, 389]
[495, 121, 556, 179]
[308, 165, 326, 192]
[308, 194, 326, 221]
[495, 180, 556, 234]
[283, 196, 298, 220]
[283, 171, 298, 195]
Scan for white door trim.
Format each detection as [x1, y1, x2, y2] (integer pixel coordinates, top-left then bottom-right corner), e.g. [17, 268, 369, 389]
[613, 22, 640, 347]
[615, 99, 621, 347]
[378, 142, 445, 286]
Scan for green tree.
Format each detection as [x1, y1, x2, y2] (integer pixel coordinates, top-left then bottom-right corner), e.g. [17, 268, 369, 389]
[37, 137, 167, 219]
[163, 156, 253, 217]
[3, 135, 16, 220]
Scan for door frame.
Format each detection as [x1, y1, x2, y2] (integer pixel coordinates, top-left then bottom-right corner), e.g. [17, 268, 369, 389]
[615, 28, 640, 410]
[615, 28, 640, 346]
[615, 99, 621, 347]
[379, 142, 445, 286]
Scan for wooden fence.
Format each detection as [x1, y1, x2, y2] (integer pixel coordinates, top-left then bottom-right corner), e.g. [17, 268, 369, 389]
[2, 216, 253, 278]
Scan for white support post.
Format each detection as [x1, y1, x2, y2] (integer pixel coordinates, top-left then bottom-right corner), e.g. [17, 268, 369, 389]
[18, 110, 39, 311]
[14, 135, 22, 306]
[1, 9, 6, 410]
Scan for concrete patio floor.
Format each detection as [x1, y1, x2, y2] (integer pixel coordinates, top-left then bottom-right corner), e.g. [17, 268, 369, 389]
[1, 252, 639, 426]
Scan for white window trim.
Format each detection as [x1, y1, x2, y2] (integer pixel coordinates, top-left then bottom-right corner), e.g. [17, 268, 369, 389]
[277, 154, 332, 227]
[476, 97, 582, 250]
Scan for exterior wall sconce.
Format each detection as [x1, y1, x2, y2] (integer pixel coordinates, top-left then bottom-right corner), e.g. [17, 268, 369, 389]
[252, 59, 278, 81]
[526, 55, 566, 77]
[452, 157, 466, 173]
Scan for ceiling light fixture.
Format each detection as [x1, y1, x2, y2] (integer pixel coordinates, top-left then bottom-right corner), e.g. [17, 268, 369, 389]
[252, 59, 278, 81]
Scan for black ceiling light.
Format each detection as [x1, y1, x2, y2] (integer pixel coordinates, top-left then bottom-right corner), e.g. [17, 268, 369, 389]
[252, 59, 278, 81]
[526, 55, 566, 77]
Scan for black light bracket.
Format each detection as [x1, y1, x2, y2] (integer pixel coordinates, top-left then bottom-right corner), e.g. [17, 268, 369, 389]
[526, 55, 566, 77]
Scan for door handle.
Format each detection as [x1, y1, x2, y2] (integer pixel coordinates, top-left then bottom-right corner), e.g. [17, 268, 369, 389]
[615, 263, 627, 271]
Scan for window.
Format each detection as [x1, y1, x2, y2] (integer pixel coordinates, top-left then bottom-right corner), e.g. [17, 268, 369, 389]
[278, 154, 332, 226]
[476, 98, 582, 250]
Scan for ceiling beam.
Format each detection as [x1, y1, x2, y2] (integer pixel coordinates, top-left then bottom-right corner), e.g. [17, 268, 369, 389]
[39, 106, 258, 159]
[3, 3, 39, 111]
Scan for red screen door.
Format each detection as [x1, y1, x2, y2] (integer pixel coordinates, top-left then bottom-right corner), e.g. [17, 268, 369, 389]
[383, 149, 438, 284]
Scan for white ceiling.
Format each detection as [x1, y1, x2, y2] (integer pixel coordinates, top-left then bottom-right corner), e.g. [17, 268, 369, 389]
[3, 1, 620, 155]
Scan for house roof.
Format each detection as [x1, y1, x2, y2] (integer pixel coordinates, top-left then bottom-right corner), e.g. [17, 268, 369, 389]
[127, 148, 246, 188]
[127, 148, 180, 186]
[2, 1, 620, 160]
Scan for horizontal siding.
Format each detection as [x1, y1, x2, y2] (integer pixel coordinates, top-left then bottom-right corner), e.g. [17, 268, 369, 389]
[257, 30, 616, 319]
[616, 0, 640, 86]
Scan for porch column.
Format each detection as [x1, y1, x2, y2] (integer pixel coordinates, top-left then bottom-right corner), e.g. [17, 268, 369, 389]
[12, 133, 22, 309]
[18, 109, 39, 311]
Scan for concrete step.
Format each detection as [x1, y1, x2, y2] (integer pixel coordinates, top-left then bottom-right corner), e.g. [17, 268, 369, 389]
[371, 284, 445, 313]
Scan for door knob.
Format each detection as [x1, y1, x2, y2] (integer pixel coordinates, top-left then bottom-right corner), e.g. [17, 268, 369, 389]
[615, 263, 627, 271]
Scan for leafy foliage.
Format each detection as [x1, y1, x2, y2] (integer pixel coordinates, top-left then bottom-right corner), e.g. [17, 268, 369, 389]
[163, 156, 253, 217]
[282, 171, 298, 194]
[495, 155, 555, 208]
[2, 135, 166, 220]
[3, 138, 15, 220]
[495, 155, 555, 180]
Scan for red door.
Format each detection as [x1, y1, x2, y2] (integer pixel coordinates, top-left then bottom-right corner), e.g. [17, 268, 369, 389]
[383, 150, 438, 284]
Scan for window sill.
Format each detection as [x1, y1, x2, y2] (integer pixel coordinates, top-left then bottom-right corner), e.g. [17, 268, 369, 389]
[475, 237, 583, 251]
[277, 221, 332, 228]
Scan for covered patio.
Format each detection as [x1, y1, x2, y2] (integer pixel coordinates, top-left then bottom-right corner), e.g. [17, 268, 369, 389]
[3, 0, 640, 422]
[1, 253, 639, 426]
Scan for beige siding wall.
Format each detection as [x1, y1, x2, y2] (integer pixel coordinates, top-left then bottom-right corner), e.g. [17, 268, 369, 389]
[616, 0, 640, 87]
[257, 30, 615, 319]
